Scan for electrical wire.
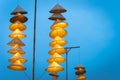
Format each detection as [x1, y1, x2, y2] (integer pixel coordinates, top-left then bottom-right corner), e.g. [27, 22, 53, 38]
[23, 71, 31, 80]
[41, 72, 50, 80]
[37, 71, 46, 80]
[78, 48, 81, 64]
[17, 0, 19, 6]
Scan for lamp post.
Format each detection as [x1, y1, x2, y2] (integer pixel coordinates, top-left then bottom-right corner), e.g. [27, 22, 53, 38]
[65, 46, 80, 80]
[32, 0, 37, 80]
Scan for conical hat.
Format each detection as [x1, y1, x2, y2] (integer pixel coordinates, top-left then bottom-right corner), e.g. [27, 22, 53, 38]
[51, 21, 68, 30]
[11, 6, 27, 15]
[49, 48, 66, 55]
[49, 13, 65, 20]
[77, 75, 86, 80]
[10, 21, 26, 31]
[47, 53, 65, 63]
[8, 46, 25, 54]
[49, 72, 59, 77]
[9, 52, 27, 63]
[10, 15, 28, 23]
[50, 29, 67, 38]
[9, 29, 26, 38]
[8, 60, 26, 71]
[75, 64, 85, 70]
[50, 36, 67, 47]
[49, 4, 66, 13]
[46, 62, 63, 72]
[49, 44, 66, 55]
[8, 38, 25, 46]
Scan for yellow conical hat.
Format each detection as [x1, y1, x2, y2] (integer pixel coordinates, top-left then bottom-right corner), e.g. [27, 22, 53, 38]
[51, 21, 68, 30]
[50, 36, 67, 47]
[8, 38, 25, 46]
[9, 52, 27, 63]
[46, 61, 64, 72]
[50, 29, 67, 38]
[8, 44, 25, 54]
[8, 60, 26, 71]
[10, 21, 26, 31]
[49, 44, 66, 55]
[9, 29, 26, 38]
[48, 53, 65, 63]
[77, 75, 86, 80]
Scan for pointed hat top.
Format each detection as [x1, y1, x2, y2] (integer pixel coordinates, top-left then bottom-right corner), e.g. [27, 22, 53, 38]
[50, 4, 67, 13]
[75, 64, 85, 70]
[8, 38, 25, 46]
[11, 6, 27, 15]
[49, 13, 66, 20]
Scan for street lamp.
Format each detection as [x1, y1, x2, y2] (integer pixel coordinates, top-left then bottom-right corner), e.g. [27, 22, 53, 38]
[65, 46, 80, 80]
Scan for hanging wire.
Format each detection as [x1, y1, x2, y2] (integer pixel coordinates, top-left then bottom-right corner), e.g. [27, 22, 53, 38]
[78, 48, 81, 64]
[17, 0, 19, 6]
[37, 71, 46, 80]
[0, 62, 5, 72]
[23, 71, 31, 80]
[41, 72, 50, 80]
[39, 71, 48, 80]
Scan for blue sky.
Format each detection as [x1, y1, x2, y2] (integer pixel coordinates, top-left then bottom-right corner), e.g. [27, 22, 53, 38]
[0, 0, 120, 80]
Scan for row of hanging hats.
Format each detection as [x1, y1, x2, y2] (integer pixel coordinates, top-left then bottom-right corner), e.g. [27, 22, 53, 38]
[7, 3, 87, 80]
[46, 4, 68, 79]
[8, 6, 28, 71]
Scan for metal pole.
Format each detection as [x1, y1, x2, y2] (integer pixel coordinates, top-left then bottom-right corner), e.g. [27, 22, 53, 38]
[66, 49, 70, 80]
[32, 0, 37, 80]
[66, 52, 68, 80]
[65, 46, 80, 80]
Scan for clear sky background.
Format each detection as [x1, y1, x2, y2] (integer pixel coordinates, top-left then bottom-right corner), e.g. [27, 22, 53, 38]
[0, 0, 120, 80]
